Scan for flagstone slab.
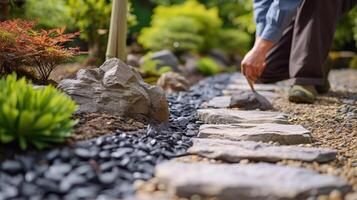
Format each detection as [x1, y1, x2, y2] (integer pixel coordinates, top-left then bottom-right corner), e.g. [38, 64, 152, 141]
[156, 162, 352, 200]
[188, 138, 336, 163]
[198, 123, 312, 144]
[197, 109, 288, 124]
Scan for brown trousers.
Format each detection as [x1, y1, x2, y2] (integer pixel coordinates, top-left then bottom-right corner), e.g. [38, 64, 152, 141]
[259, 0, 357, 85]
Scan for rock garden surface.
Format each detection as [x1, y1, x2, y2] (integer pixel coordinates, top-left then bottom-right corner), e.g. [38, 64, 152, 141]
[136, 70, 357, 200]
[0, 67, 357, 200]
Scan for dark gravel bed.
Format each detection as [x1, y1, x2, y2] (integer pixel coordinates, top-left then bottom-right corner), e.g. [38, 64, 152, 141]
[0, 73, 231, 200]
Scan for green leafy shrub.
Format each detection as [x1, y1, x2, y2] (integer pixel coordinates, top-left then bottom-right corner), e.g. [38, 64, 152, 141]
[23, 0, 74, 29]
[350, 56, 357, 69]
[139, 0, 223, 53]
[216, 29, 251, 54]
[140, 53, 172, 77]
[197, 57, 222, 76]
[141, 0, 253, 53]
[0, 74, 78, 150]
[67, 0, 137, 61]
[139, 0, 251, 54]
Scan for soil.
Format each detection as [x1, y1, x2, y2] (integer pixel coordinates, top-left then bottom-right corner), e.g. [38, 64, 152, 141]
[71, 113, 147, 141]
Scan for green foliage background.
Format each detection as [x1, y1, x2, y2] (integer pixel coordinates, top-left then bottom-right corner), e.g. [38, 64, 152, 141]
[138, 0, 251, 54]
[1, 0, 356, 56]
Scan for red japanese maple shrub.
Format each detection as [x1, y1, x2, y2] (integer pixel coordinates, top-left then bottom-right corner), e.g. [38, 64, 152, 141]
[0, 19, 80, 83]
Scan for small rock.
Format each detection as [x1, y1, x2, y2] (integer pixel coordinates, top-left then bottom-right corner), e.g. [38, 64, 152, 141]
[157, 72, 190, 94]
[59, 173, 87, 192]
[74, 148, 98, 160]
[140, 50, 179, 71]
[1, 160, 23, 174]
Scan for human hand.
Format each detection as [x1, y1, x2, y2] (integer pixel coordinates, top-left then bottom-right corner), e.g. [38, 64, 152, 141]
[241, 37, 274, 81]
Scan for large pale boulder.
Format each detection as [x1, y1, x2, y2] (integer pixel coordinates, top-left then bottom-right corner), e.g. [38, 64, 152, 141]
[58, 59, 169, 123]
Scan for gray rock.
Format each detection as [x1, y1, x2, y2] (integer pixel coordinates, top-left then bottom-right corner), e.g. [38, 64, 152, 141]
[208, 92, 273, 111]
[207, 96, 232, 108]
[58, 58, 169, 123]
[140, 50, 179, 72]
[197, 109, 287, 124]
[198, 123, 312, 145]
[222, 90, 279, 100]
[188, 138, 336, 163]
[157, 72, 190, 94]
[231, 91, 273, 110]
[156, 162, 352, 200]
[127, 54, 141, 68]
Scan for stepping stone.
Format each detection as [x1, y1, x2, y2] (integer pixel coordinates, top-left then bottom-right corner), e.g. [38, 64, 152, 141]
[188, 138, 336, 163]
[226, 84, 279, 92]
[156, 162, 352, 200]
[198, 123, 312, 144]
[197, 109, 287, 124]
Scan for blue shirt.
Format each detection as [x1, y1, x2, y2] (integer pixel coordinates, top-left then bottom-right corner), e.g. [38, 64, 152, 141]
[254, 0, 302, 43]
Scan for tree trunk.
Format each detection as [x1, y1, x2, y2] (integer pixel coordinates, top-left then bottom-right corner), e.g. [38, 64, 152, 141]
[84, 39, 102, 66]
[106, 0, 127, 61]
[1, 1, 10, 21]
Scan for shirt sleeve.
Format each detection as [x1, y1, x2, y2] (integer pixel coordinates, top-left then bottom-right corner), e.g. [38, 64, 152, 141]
[259, 0, 302, 43]
[253, 0, 273, 37]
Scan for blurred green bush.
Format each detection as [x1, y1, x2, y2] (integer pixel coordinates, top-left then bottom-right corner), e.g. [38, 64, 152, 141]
[139, 0, 251, 54]
[139, 53, 172, 77]
[0, 74, 77, 150]
[197, 57, 222, 76]
[23, 0, 74, 29]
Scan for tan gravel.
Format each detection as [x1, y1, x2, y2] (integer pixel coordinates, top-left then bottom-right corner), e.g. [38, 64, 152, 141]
[273, 70, 357, 192]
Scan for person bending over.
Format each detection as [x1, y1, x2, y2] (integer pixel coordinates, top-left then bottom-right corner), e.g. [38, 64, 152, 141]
[241, 0, 357, 103]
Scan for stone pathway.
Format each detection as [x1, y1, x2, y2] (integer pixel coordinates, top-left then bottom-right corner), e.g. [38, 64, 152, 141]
[152, 74, 353, 199]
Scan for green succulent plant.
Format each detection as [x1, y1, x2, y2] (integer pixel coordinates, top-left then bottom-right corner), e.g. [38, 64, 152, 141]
[0, 74, 78, 150]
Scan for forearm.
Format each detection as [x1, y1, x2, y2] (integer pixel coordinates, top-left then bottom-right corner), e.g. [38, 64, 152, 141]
[252, 37, 274, 56]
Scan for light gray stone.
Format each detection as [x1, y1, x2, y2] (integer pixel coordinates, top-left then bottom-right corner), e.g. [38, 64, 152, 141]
[188, 138, 336, 163]
[197, 109, 287, 124]
[198, 123, 312, 144]
[207, 96, 232, 108]
[58, 58, 169, 123]
[140, 50, 179, 72]
[156, 162, 352, 200]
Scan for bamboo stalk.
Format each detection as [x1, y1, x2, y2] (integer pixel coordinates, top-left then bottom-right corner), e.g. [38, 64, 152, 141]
[106, 0, 127, 61]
